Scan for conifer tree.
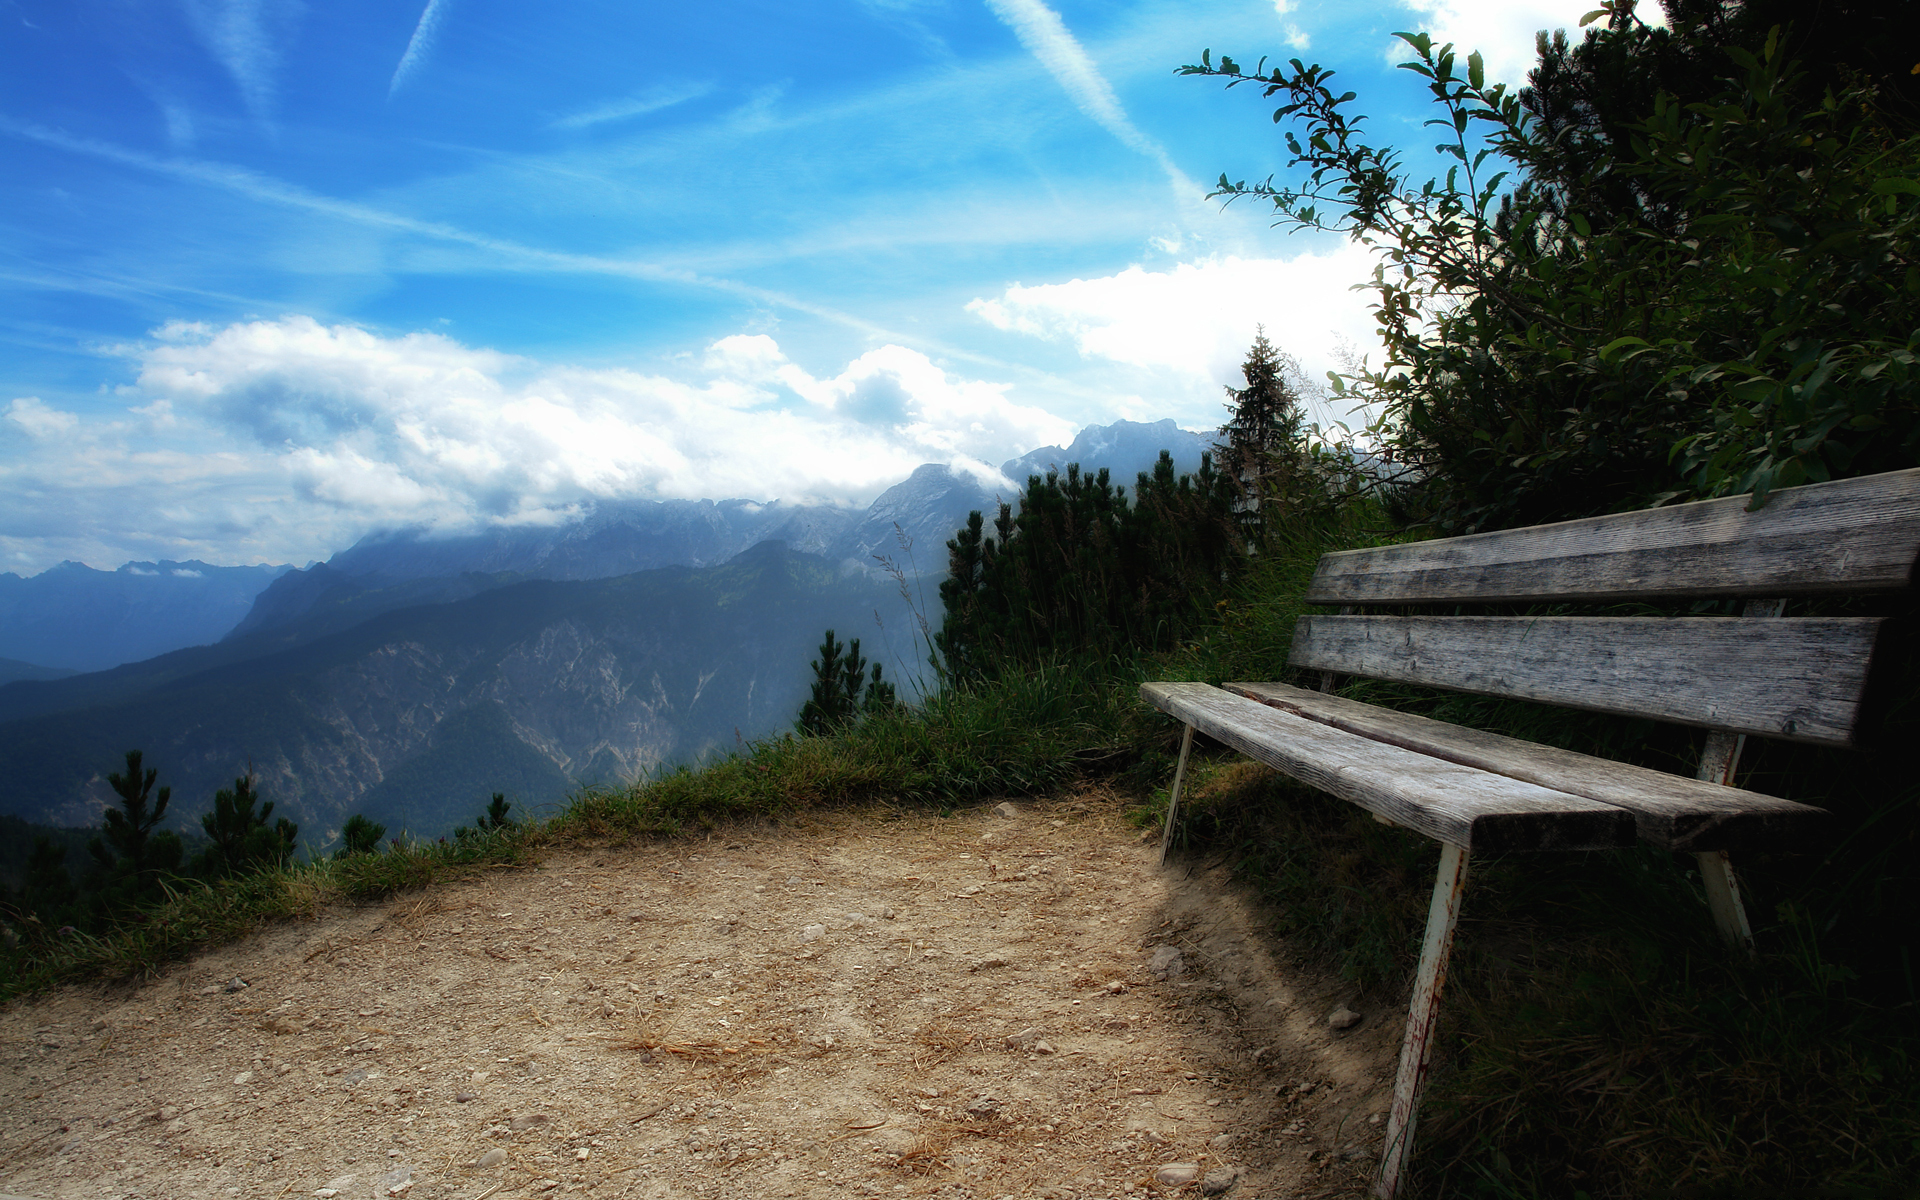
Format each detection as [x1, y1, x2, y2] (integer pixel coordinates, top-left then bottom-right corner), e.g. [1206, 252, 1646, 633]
[337, 814, 386, 858]
[797, 630, 890, 734]
[935, 451, 1242, 678]
[195, 770, 295, 877]
[86, 750, 184, 909]
[1218, 328, 1310, 538]
[478, 793, 515, 832]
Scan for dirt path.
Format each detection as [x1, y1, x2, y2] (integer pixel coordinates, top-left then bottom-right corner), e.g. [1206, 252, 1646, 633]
[1, 794, 1399, 1200]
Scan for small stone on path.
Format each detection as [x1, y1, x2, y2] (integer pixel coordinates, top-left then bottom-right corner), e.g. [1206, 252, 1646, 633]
[1154, 1163, 1201, 1185]
[992, 802, 1021, 819]
[1148, 945, 1185, 980]
[1329, 1006, 1362, 1030]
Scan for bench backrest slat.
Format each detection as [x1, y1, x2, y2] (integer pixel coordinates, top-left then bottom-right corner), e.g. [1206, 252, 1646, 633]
[1306, 468, 1920, 605]
[1287, 615, 1882, 746]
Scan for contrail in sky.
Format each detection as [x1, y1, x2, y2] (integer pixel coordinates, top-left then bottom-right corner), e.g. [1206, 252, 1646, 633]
[390, 0, 453, 97]
[982, 0, 1199, 195]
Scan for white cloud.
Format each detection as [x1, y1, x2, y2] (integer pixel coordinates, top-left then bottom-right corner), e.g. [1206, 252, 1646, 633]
[1272, 0, 1310, 48]
[0, 317, 1081, 572]
[967, 247, 1382, 429]
[6, 397, 79, 438]
[1396, 0, 1619, 88]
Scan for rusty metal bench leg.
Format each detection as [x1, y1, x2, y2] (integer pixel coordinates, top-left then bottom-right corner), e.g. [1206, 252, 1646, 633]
[1373, 840, 1471, 1200]
[1158, 724, 1195, 866]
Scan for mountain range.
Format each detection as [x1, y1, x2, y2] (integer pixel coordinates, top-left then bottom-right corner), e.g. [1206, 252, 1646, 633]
[0, 419, 1216, 848]
[0, 560, 293, 673]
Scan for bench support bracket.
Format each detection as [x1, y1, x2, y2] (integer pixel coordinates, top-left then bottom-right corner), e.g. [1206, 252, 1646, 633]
[1375, 841, 1471, 1200]
[1695, 719, 1764, 952]
[1158, 723, 1195, 866]
[1696, 849, 1754, 947]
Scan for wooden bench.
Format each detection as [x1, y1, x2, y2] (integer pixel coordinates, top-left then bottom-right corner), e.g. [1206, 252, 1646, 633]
[1141, 467, 1920, 1200]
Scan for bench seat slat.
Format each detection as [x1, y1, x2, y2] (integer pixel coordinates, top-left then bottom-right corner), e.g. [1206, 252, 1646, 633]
[1226, 681, 1829, 853]
[1140, 682, 1636, 853]
[1288, 615, 1880, 746]
[1306, 468, 1920, 605]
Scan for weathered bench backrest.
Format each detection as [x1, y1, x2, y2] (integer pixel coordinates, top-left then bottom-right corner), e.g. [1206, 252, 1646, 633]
[1289, 469, 1920, 748]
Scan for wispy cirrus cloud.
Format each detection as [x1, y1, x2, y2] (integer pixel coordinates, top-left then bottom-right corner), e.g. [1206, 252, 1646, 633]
[0, 116, 891, 343]
[390, 0, 455, 97]
[182, 0, 300, 127]
[549, 81, 714, 131]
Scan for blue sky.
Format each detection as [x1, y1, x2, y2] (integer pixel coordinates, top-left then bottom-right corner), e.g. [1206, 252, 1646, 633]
[1, 0, 1606, 573]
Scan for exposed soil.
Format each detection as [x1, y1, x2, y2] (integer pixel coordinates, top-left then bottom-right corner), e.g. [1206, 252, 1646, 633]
[1, 793, 1400, 1200]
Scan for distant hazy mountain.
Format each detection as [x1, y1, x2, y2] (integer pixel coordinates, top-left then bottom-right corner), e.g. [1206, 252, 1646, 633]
[229, 419, 1219, 641]
[0, 542, 918, 845]
[1001, 418, 1215, 486]
[322, 497, 856, 585]
[0, 658, 78, 686]
[0, 419, 1218, 676]
[0, 560, 293, 672]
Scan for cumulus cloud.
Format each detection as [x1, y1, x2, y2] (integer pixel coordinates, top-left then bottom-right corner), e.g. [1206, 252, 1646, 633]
[1396, 0, 1620, 87]
[1272, 0, 1310, 49]
[967, 248, 1381, 427]
[0, 317, 1079, 572]
[6, 397, 79, 438]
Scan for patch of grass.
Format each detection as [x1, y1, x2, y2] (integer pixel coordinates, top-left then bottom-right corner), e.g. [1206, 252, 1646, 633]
[1424, 915, 1920, 1199]
[0, 825, 531, 1002]
[549, 654, 1144, 844]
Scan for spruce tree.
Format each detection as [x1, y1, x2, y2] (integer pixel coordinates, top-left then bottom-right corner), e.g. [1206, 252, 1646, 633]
[1217, 328, 1309, 538]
